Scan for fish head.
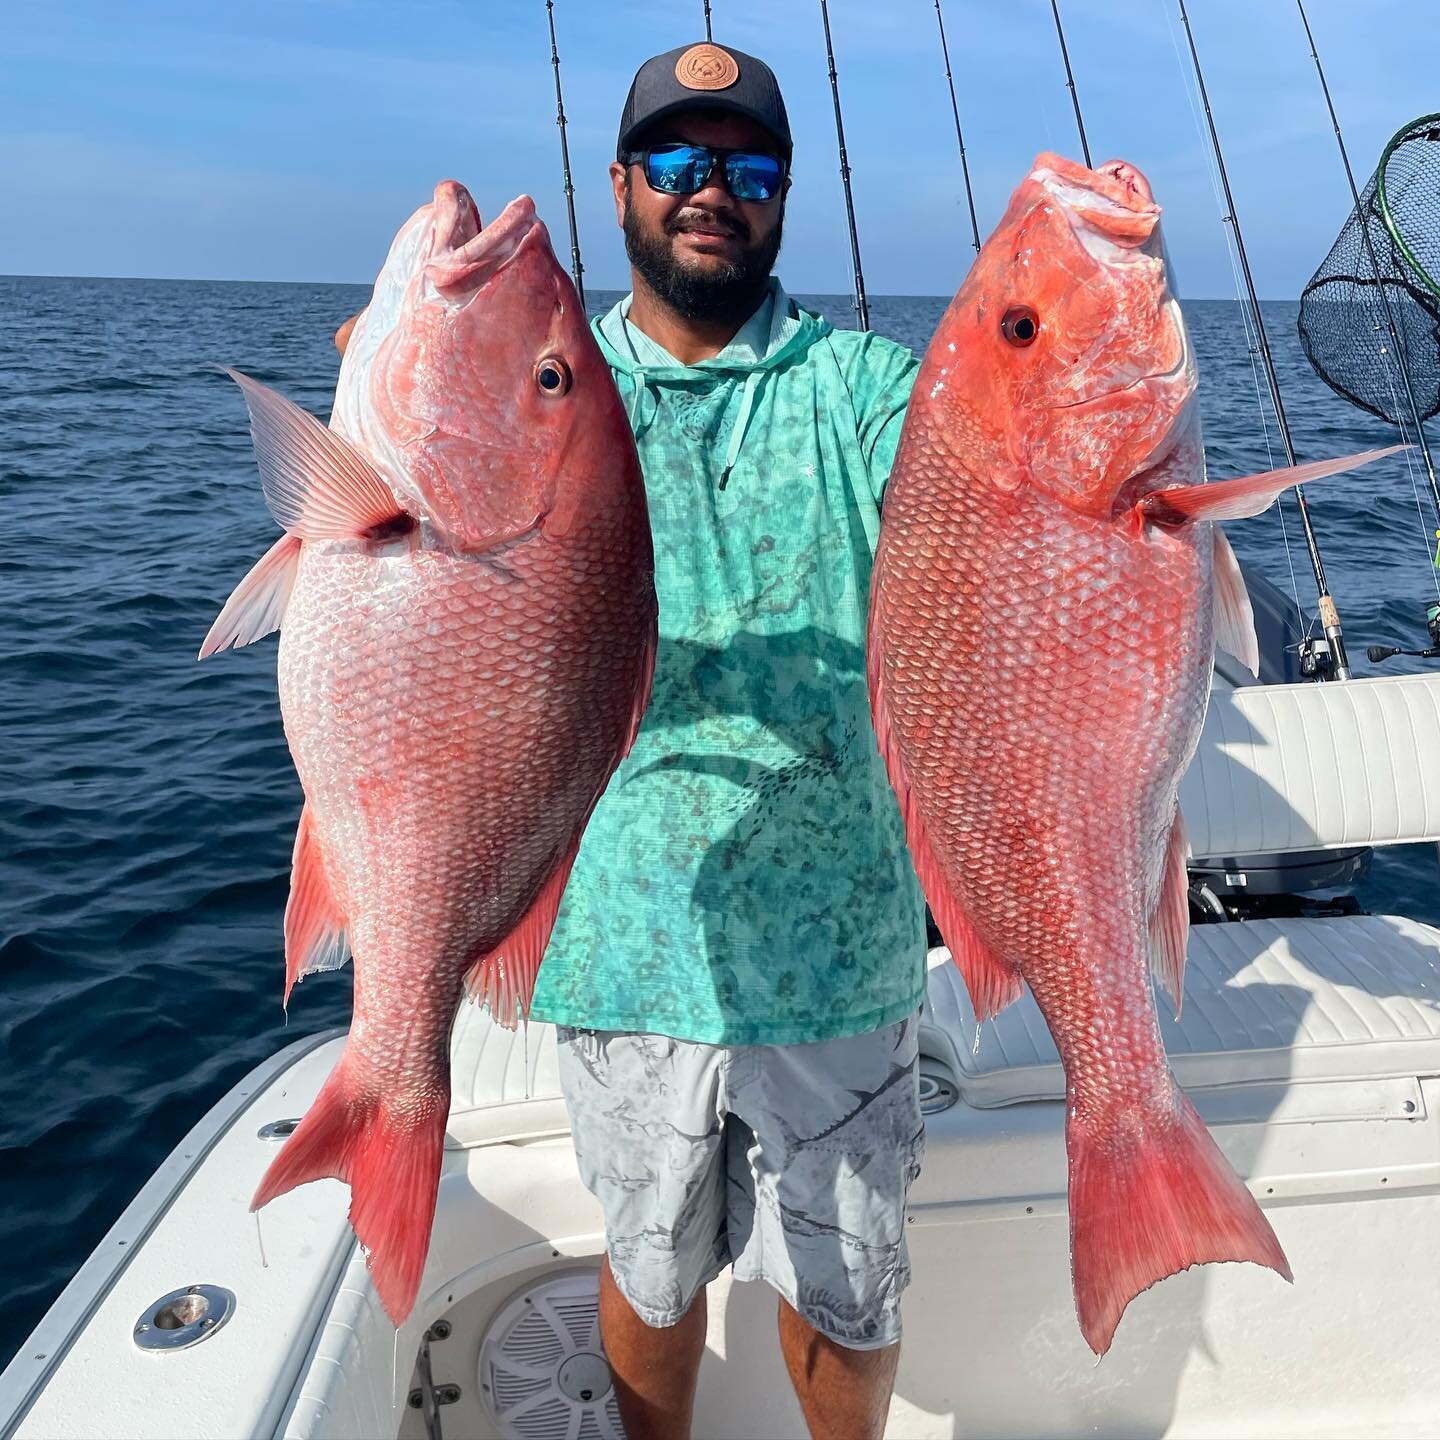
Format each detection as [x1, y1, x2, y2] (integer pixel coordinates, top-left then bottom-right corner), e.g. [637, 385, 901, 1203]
[333, 181, 621, 550]
[925, 153, 1195, 517]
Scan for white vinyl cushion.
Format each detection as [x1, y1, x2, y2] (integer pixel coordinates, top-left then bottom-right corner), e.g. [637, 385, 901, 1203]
[924, 915, 1440, 1108]
[447, 916, 1440, 1139]
[1180, 673, 1440, 857]
[444, 1007, 566, 1150]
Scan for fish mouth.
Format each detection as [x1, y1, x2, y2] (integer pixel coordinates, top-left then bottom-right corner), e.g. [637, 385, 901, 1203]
[427, 185, 542, 297]
[1029, 152, 1161, 260]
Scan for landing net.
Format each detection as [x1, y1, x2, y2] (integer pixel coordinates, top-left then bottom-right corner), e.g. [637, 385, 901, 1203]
[1298, 114, 1440, 426]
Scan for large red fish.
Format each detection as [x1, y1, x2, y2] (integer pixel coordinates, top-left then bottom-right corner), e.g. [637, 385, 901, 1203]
[200, 182, 656, 1322]
[869, 153, 1397, 1353]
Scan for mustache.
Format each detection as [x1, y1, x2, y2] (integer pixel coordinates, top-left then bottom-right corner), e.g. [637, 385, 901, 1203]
[665, 208, 750, 243]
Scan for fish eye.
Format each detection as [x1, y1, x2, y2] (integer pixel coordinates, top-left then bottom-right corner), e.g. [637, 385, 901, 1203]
[534, 357, 572, 396]
[1000, 306, 1040, 347]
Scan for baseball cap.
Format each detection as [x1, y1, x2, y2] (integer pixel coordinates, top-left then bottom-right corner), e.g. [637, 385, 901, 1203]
[616, 42, 792, 162]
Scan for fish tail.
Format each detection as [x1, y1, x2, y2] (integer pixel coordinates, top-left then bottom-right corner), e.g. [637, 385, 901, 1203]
[1068, 1090, 1291, 1355]
[251, 1058, 448, 1324]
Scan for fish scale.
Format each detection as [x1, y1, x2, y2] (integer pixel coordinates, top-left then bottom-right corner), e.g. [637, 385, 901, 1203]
[282, 533, 650, 979]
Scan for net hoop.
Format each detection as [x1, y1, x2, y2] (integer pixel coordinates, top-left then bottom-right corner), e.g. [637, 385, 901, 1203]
[1377, 112, 1440, 302]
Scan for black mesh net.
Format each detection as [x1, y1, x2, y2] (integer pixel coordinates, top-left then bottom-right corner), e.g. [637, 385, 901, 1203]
[1298, 114, 1440, 426]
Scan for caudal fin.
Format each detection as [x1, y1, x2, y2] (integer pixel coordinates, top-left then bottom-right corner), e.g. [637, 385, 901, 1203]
[1068, 1091, 1290, 1355]
[252, 1063, 449, 1324]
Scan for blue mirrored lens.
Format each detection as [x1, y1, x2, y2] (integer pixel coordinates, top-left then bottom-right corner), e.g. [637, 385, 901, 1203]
[647, 146, 712, 194]
[725, 154, 783, 201]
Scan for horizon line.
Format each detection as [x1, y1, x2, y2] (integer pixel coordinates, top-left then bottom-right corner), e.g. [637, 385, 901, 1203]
[0, 271, 1277, 304]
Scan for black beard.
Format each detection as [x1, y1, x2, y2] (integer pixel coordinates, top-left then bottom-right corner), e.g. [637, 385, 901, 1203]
[623, 183, 783, 326]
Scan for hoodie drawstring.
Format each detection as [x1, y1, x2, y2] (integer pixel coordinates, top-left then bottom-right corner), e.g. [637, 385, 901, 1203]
[717, 369, 764, 491]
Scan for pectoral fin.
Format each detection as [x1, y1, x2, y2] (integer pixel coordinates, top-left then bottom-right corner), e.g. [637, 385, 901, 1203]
[224, 367, 411, 541]
[1141, 444, 1406, 525]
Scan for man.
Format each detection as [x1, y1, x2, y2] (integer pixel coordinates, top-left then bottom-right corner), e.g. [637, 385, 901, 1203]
[339, 41, 928, 1440]
[532, 42, 928, 1440]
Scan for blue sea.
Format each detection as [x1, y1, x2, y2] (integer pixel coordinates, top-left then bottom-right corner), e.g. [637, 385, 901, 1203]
[2, 275, 1438, 1369]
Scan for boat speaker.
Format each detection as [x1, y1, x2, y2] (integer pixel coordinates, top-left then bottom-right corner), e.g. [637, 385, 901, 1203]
[478, 1269, 623, 1440]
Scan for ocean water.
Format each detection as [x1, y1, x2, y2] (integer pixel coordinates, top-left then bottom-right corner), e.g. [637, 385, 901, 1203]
[2, 274, 1438, 1370]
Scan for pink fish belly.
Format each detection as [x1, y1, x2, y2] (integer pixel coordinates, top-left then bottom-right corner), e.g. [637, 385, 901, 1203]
[278, 530, 651, 1089]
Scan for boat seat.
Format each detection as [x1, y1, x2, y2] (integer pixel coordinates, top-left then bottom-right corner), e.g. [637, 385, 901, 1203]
[447, 915, 1440, 1142]
[445, 1007, 566, 1150]
[924, 914, 1440, 1108]
[1181, 672, 1440, 857]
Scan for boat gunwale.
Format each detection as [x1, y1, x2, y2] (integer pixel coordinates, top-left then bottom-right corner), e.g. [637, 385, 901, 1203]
[0, 1025, 347, 1440]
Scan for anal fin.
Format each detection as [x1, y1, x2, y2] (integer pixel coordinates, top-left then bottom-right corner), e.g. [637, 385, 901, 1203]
[284, 803, 350, 1007]
[1149, 807, 1190, 1016]
[934, 875, 1026, 1022]
[465, 843, 580, 1028]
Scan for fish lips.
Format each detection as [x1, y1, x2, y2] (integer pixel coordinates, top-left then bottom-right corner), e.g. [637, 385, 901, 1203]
[1029, 152, 1162, 255]
[426, 189, 545, 300]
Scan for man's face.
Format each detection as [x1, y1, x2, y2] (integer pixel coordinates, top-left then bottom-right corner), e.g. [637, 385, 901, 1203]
[609, 111, 787, 324]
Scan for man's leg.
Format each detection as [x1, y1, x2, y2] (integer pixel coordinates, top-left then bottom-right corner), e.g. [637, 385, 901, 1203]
[599, 1257, 707, 1440]
[778, 1297, 899, 1440]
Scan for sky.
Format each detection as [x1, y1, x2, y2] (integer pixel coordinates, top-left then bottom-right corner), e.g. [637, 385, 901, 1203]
[1, 0, 1433, 298]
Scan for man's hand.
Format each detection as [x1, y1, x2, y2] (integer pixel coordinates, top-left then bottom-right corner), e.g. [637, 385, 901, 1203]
[335, 311, 363, 356]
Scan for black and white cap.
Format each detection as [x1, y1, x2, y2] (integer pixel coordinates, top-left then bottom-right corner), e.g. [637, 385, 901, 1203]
[616, 42, 792, 162]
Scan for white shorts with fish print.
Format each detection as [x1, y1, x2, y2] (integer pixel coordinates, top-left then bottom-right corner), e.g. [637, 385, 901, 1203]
[555, 1013, 924, 1350]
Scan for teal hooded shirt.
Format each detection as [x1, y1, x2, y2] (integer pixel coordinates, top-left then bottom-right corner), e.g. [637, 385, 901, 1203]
[528, 280, 927, 1045]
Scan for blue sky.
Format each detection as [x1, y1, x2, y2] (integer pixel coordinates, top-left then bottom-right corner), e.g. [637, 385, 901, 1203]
[1, 0, 1432, 297]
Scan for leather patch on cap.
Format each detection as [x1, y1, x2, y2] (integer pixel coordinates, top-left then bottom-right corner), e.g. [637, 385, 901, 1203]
[675, 43, 739, 91]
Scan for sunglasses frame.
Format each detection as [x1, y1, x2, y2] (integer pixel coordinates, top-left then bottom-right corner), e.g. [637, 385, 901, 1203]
[624, 142, 788, 204]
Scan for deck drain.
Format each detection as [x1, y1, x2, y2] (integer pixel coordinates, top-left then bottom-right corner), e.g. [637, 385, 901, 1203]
[134, 1285, 235, 1352]
[918, 1066, 959, 1115]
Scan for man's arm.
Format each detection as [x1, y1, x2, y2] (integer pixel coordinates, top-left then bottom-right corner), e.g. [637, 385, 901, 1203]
[335, 311, 362, 356]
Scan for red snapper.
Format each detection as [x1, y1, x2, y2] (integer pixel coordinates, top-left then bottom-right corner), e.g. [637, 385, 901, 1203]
[869, 153, 1398, 1353]
[201, 182, 656, 1323]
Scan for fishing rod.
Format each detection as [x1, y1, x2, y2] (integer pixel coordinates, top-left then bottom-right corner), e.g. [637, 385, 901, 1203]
[1049, 0, 1092, 168]
[544, 0, 585, 307]
[933, 0, 982, 254]
[703, 0, 713, 42]
[1177, 0, 1351, 680]
[1295, 0, 1440, 521]
[818, 0, 871, 330]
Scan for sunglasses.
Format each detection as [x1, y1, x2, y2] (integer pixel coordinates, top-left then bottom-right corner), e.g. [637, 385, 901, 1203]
[626, 143, 786, 203]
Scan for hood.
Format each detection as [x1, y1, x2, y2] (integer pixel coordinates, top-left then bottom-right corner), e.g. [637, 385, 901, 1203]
[593, 279, 829, 381]
[593, 280, 832, 489]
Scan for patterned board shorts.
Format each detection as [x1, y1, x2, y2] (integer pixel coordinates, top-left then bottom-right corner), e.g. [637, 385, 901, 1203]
[555, 1012, 924, 1350]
